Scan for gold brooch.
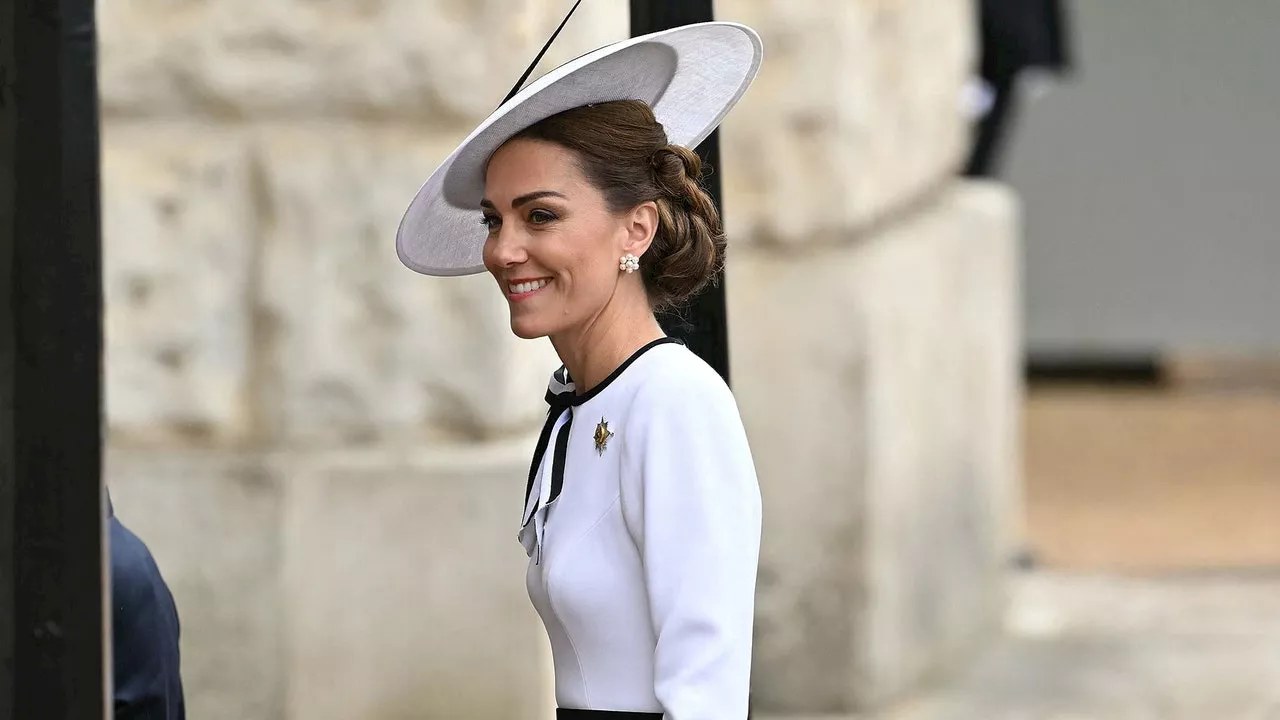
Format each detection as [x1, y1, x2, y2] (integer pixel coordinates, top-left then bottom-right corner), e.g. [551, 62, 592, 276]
[593, 418, 614, 456]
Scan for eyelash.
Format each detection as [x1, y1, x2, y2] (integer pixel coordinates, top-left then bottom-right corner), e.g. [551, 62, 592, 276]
[480, 209, 557, 232]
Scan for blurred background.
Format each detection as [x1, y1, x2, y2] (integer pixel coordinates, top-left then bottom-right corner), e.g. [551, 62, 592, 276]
[96, 0, 1279, 718]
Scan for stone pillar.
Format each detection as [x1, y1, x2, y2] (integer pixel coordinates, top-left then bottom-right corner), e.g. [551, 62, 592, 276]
[718, 0, 1024, 714]
[98, 2, 626, 718]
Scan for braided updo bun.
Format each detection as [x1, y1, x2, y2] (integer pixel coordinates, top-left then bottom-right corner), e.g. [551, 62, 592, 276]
[511, 100, 725, 310]
[646, 145, 725, 307]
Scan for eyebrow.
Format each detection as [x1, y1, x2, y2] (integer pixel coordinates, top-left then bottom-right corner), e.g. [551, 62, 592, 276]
[480, 190, 567, 210]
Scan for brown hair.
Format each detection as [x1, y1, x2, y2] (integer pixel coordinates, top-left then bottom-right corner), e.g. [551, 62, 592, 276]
[511, 100, 725, 311]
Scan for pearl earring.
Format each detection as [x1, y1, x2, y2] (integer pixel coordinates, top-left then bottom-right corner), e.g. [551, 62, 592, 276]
[619, 253, 640, 274]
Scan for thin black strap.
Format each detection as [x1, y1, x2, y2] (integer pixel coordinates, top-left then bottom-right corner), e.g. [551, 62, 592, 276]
[548, 412, 573, 503]
[501, 0, 585, 107]
[522, 390, 576, 526]
[523, 407, 561, 522]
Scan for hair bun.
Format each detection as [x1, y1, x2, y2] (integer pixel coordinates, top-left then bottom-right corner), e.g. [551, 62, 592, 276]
[650, 145, 704, 205]
[646, 144, 724, 307]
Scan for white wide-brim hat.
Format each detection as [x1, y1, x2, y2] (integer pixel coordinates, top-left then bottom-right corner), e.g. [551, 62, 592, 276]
[396, 21, 764, 277]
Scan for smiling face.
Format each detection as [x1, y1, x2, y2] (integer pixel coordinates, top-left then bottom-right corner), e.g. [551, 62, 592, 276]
[481, 137, 648, 340]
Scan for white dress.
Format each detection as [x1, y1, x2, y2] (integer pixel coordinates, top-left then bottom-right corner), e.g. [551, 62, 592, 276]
[519, 338, 762, 718]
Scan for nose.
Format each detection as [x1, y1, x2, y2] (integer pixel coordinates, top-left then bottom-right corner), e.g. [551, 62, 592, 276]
[485, 223, 528, 269]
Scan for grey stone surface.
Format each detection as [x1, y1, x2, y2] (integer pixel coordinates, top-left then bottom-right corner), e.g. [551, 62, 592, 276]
[889, 572, 1280, 720]
[108, 440, 555, 720]
[718, 0, 974, 247]
[277, 439, 551, 720]
[101, 121, 564, 447]
[107, 450, 286, 720]
[253, 125, 560, 446]
[102, 124, 257, 443]
[98, 0, 626, 122]
[759, 572, 1280, 720]
[731, 182, 1022, 714]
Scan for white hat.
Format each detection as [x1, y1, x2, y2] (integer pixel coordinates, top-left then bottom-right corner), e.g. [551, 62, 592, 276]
[395, 18, 764, 277]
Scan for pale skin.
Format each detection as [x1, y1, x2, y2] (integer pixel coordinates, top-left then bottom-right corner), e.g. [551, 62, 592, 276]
[481, 138, 667, 394]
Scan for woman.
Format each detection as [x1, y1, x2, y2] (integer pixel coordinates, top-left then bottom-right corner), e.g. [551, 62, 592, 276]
[397, 22, 764, 719]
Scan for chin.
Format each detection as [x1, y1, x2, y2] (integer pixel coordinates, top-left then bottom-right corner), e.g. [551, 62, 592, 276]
[509, 317, 552, 340]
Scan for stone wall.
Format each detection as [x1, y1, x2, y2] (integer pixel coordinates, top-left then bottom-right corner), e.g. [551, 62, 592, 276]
[719, 0, 974, 247]
[102, 0, 1021, 718]
[718, 0, 1022, 713]
[732, 183, 1021, 714]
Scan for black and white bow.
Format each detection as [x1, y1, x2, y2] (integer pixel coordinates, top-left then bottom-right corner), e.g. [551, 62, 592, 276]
[518, 366, 577, 564]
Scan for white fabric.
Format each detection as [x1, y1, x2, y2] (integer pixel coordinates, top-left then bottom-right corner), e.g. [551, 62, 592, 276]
[396, 22, 763, 277]
[522, 342, 762, 717]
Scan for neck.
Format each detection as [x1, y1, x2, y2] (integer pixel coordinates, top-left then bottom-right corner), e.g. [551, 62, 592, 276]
[550, 286, 665, 394]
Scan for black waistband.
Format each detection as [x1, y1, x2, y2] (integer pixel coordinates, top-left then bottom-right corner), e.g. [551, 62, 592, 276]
[556, 710, 662, 719]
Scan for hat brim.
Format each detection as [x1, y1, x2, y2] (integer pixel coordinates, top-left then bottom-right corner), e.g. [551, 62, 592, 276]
[395, 22, 764, 277]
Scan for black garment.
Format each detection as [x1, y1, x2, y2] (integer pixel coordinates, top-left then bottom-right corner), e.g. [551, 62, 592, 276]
[976, 0, 1071, 82]
[110, 502, 186, 719]
[555, 702, 749, 718]
[965, 0, 1073, 177]
[556, 711, 662, 719]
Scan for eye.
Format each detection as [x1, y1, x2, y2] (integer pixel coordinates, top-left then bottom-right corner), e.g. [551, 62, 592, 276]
[528, 208, 558, 225]
[480, 213, 501, 232]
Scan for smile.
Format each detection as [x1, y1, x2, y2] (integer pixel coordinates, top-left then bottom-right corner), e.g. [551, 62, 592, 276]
[507, 278, 552, 300]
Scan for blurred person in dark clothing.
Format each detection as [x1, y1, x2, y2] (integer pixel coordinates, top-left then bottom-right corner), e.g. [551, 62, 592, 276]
[964, 0, 1073, 177]
[110, 498, 185, 719]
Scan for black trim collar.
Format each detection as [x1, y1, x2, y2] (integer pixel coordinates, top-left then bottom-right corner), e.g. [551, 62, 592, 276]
[524, 336, 683, 528]
[548, 336, 683, 408]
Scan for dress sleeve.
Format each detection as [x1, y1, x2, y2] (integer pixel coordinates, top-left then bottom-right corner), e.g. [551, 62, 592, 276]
[620, 372, 763, 720]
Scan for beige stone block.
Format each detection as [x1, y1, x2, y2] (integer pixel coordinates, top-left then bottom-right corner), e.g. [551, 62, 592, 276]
[106, 449, 285, 720]
[253, 125, 559, 445]
[280, 439, 553, 720]
[717, 0, 975, 247]
[106, 440, 554, 720]
[99, 0, 626, 123]
[855, 183, 1022, 704]
[729, 181, 1021, 713]
[103, 125, 256, 443]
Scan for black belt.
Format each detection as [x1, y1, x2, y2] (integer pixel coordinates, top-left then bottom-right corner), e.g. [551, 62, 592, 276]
[556, 710, 662, 719]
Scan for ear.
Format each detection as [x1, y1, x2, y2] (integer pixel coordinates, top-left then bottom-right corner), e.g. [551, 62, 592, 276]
[621, 201, 659, 258]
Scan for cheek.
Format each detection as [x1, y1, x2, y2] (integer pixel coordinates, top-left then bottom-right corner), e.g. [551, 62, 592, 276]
[529, 237, 581, 282]
[563, 254, 616, 302]
[535, 221, 623, 301]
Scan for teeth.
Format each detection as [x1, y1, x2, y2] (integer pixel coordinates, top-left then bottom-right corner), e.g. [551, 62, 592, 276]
[509, 279, 550, 295]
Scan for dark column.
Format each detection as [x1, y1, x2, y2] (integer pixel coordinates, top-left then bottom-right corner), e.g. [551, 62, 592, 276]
[630, 0, 731, 386]
[0, 0, 14, 706]
[2, 0, 108, 717]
